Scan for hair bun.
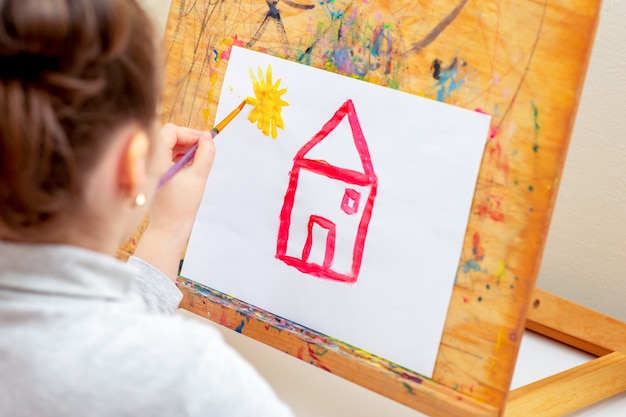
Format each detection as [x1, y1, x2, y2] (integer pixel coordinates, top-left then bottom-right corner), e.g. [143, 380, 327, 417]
[0, 0, 160, 232]
[0, 0, 128, 81]
[0, 0, 75, 54]
[0, 54, 60, 81]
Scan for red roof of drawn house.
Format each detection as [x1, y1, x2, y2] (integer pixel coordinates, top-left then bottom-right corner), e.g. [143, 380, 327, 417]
[293, 99, 376, 185]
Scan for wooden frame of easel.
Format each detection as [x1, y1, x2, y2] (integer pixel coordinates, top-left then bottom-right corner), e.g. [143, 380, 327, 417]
[120, 0, 626, 415]
[507, 288, 626, 416]
[171, 284, 626, 417]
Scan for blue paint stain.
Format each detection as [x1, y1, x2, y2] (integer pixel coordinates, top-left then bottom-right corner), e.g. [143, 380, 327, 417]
[297, 45, 314, 66]
[325, 6, 346, 21]
[437, 75, 463, 101]
[462, 259, 481, 273]
[434, 57, 465, 102]
[235, 320, 245, 333]
[294, 3, 402, 88]
[332, 47, 352, 69]
[213, 49, 218, 62]
[371, 24, 387, 57]
[331, 47, 368, 77]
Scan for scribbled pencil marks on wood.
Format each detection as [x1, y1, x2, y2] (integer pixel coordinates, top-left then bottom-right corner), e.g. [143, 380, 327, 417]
[162, 0, 474, 125]
[247, 1, 316, 48]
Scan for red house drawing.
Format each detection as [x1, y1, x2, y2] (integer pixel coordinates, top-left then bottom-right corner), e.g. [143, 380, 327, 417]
[276, 99, 378, 284]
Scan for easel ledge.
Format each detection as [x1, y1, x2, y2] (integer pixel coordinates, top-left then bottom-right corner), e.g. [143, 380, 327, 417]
[175, 279, 626, 417]
[176, 279, 497, 417]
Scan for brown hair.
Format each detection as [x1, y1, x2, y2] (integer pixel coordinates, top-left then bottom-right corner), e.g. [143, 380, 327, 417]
[0, 0, 161, 231]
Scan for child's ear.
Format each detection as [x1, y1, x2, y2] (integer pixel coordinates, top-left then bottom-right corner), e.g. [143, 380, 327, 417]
[118, 129, 150, 199]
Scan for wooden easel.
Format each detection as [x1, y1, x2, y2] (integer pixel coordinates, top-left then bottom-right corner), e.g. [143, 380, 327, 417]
[120, 0, 626, 415]
[507, 289, 626, 416]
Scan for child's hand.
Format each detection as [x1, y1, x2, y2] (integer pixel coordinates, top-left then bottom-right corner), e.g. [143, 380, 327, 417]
[150, 123, 216, 238]
[134, 123, 216, 281]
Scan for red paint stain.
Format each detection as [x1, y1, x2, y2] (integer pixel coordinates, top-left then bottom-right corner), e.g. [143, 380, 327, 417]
[220, 36, 246, 61]
[474, 108, 499, 139]
[489, 125, 500, 139]
[296, 345, 305, 360]
[472, 232, 485, 261]
[307, 345, 332, 372]
[489, 140, 501, 159]
[487, 140, 510, 180]
[477, 195, 505, 222]
[399, 372, 423, 385]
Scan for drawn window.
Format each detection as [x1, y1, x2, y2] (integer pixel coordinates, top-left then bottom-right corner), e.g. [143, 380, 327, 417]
[341, 188, 361, 215]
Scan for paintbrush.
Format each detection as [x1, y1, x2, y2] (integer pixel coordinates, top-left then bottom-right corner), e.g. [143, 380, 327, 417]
[155, 99, 249, 191]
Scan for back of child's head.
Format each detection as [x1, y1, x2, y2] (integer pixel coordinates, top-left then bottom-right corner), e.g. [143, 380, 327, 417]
[0, 0, 161, 233]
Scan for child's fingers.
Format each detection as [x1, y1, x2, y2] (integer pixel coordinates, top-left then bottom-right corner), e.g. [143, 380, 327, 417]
[172, 126, 204, 145]
[160, 123, 203, 149]
[188, 131, 216, 179]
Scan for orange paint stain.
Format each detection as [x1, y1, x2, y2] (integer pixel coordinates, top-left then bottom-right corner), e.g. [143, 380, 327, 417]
[488, 140, 510, 180]
[477, 195, 505, 222]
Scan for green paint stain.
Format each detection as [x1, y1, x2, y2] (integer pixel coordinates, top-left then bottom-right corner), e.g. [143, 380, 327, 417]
[388, 79, 400, 90]
[532, 102, 540, 131]
[531, 101, 540, 152]
[478, 297, 483, 302]
[528, 185, 534, 192]
[315, 347, 329, 356]
[486, 284, 491, 290]
[403, 382, 415, 395]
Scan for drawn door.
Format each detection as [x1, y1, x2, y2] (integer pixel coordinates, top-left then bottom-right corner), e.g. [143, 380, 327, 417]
[302, 215, 336, 269]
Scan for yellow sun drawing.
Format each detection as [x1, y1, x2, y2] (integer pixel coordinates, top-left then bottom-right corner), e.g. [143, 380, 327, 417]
[247, 64, 289, 139]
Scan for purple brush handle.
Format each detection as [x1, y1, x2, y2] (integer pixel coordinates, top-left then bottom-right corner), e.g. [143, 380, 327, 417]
[155, 129, 216, 191]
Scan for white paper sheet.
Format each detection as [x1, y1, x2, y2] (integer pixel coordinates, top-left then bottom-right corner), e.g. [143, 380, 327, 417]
[181, 46, 491, 376]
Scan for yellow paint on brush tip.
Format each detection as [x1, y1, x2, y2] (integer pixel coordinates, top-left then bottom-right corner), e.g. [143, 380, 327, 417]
[247, 64, 289, 139]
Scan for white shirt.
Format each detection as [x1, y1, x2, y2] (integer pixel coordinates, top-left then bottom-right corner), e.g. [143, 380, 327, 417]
[0, 241, 294, 417]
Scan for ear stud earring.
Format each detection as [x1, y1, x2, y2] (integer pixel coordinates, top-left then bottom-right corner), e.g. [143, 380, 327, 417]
[134, 193, 146, 207]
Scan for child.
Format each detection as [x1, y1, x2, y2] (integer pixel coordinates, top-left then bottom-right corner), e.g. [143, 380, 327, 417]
[0, 0, 294, 415]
